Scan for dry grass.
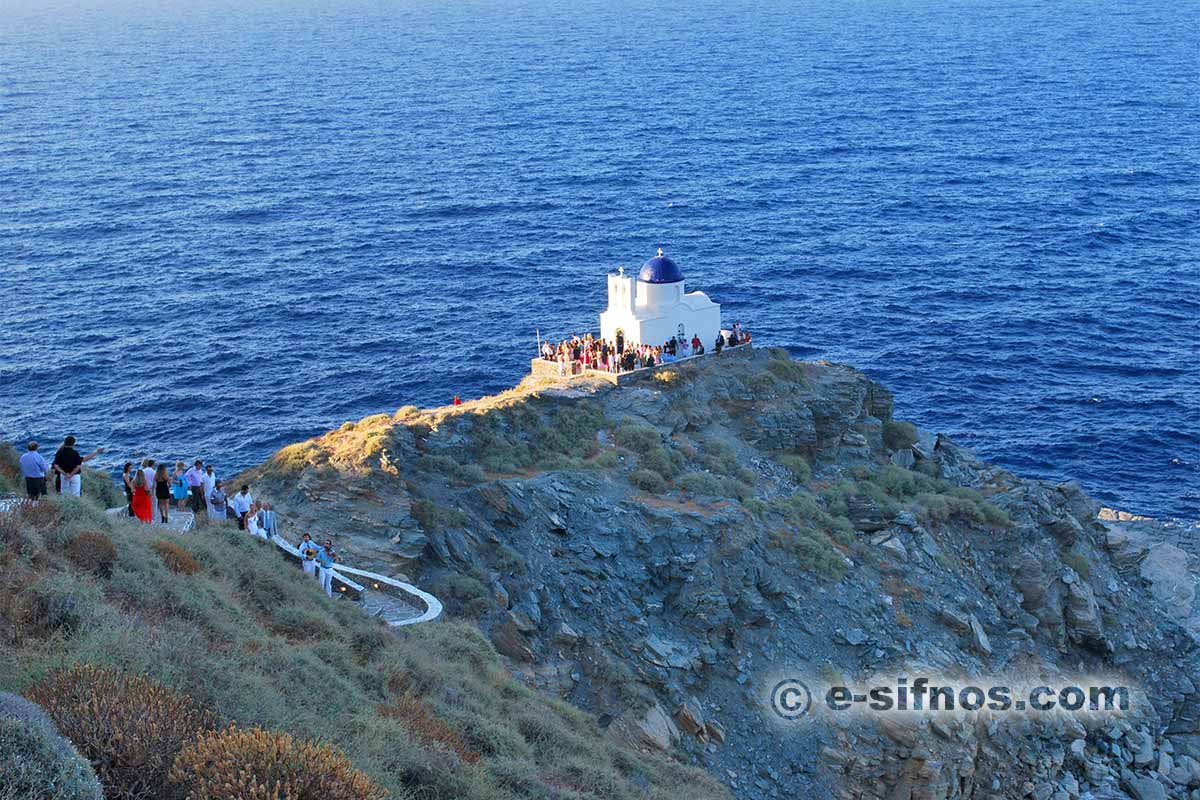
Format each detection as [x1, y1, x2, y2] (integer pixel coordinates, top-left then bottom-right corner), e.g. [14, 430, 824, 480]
[378, 693, 481, 764]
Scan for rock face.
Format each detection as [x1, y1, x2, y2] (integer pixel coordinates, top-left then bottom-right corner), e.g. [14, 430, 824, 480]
[245, 350, 1200, 800]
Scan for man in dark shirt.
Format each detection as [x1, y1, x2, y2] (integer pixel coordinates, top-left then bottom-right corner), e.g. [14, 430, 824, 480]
[52, 435, 102, 497]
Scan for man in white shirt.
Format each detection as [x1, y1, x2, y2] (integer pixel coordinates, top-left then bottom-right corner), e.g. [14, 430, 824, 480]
[232, 485, 254, 530]
[201, 465, 216, 508]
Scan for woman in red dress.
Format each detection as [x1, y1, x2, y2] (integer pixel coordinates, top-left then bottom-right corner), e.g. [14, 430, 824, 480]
[130, 469, 153, 524]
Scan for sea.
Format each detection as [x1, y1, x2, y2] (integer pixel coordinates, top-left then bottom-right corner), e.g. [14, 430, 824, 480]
[1, 0, 1197, 521]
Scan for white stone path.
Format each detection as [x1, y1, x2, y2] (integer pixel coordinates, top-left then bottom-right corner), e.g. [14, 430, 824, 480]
[0, 494, 440, 627]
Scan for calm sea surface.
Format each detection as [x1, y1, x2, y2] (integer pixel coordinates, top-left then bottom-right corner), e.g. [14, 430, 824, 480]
[1, 0, 1197, 520]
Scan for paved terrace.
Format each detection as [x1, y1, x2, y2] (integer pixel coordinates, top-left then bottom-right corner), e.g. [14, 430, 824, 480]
[530, 340, 754, 385]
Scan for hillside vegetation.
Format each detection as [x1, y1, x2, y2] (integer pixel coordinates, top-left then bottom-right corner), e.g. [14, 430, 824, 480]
[236, 348, 1199, 800]
[0, 493, 729, 800]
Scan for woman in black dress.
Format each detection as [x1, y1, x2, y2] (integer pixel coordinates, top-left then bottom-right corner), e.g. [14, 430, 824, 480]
[122, 462, 135, 517]
[154, 464, 172, 524]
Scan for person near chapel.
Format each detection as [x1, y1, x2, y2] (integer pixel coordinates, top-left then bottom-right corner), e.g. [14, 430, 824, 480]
[51, 435, 103, 497]
[18, 441, 50, 500]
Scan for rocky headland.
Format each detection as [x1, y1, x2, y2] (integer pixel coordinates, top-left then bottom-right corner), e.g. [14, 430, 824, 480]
[235, 347, 1199, 800]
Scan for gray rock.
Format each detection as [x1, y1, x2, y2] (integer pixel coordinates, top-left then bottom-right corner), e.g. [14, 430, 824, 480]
[1064, 572, 1109, 651]
[968, 613, 992, 655]
[611, 701, 680, 752]
[839, 628, 868, 646]
[1123, 774, 1168, 800]
[673, 697, 706, 736]
[879, 537, 909, 561]
[391, 528, 430, 559]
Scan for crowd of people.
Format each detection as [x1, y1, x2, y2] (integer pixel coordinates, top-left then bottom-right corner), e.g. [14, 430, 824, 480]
[539, 321, 750, 376]
[116, 458, 267, 532]
[15, 437, 341, 598]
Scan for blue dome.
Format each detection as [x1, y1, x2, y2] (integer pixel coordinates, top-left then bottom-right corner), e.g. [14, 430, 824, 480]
[638, 248, 684, 284]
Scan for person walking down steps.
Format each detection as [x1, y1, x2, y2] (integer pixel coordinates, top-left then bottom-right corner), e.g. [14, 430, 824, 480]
[315, 539, 337, 598]
[298, 533, 319, 578]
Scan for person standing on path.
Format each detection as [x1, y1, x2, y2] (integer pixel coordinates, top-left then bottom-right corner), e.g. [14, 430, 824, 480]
[298, 533, 319, 577]
[154, 464, 172, 524]
[258, 502, 278, 539]
[121, 462, 135, 516]
[141, 460, 156, 497]
[184, 460, 206, 524]
[130, 470, 153, 524]
[201, 465, 216, 516]
[18, 442, 50, 500]
[232, 485, 253, 530]
[314, 539, 337, 598]
[52, 436, 103, 497]
[171, 462, 189, 511]
[207, 480, 228, 522]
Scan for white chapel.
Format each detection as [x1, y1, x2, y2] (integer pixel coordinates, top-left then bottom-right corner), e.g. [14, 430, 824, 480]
[599, 249, 721, 349]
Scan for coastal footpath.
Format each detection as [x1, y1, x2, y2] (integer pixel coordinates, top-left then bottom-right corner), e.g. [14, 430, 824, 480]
[2, 348, 1197, 800]
[237, 347, 1199, 800]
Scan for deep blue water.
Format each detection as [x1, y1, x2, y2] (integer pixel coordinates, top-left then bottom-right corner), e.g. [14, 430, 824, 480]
[1, 0, 1197, 520]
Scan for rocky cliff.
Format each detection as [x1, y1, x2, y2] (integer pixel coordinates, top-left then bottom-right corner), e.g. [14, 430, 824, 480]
[243, 348, 1200, 800]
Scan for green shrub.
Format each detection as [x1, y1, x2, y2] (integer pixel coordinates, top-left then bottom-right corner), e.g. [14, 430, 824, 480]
[590, 449, 620, 469]
[873, 465, 944, 498]
[629, 469, 667, 494]
[535, 405, 606, 463]
[824, 514, 856, 546]
[81, 469, 124, 509]
[766, 356, 807, 384]
[638, 446, 681, 479]
[0, 715, 103, 800]
[776, 454, 811, 483]
[26, 665, 220, 800]
[776, 491, 856, 544]
[915, 488, 1012, 528]
[856, 481, 901, 518]
[1062, 549, 1092, 581]
[416, 454, 486, 486]
[770, 528, 848, 579]
[0, 443, 19, 494]
[432, 573, 494, 618]
[171, 725, 386, 800]
[677, 472, 730, 498]
[698, 440, 739, 476]
[66, 531, 116, 578]
[818, 481, 855, 518]
[493, 544, 528, 575]
[882, 420, 919, 452]
[410, 499, 467, 532]
[742, 497, 770, 517]
[613, 423, 661, 455]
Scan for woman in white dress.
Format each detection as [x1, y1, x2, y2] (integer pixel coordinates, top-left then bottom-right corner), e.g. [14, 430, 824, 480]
[245, 502, 270, 540]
